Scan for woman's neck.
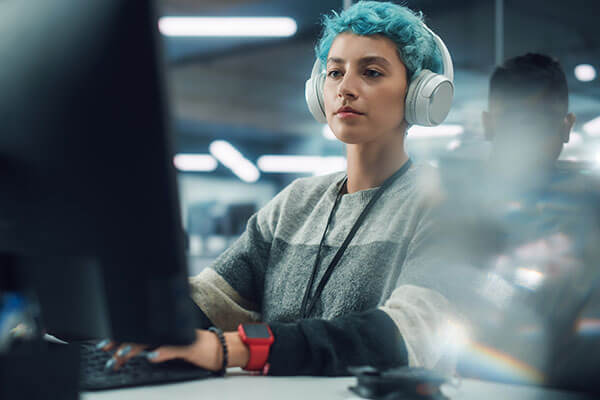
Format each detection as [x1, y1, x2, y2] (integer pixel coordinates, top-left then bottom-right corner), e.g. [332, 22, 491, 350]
[345, 135, 409, 194]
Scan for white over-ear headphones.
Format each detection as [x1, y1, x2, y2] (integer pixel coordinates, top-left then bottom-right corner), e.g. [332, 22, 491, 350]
[305, 24, 454, 127]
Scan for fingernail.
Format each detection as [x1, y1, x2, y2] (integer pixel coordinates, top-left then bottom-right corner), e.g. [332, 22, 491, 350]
[146, 351, 159, 360]
[104, 358, 116, 371]
[116, 345, 132, 357]
[95, 339, 110, 350]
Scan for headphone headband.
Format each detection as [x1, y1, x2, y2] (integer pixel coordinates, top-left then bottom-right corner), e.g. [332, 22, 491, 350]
[422, 24, 454, 82]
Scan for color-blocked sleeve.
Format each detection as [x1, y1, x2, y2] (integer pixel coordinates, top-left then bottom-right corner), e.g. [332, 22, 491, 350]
[189, 268, 261, 331]
[379, 205, 468, 374]
[188, 182, 293, 330]
[264, 209, 460, 376]
[379, 285, 459, 373]
[264, 172, 461, 377]
[267, 309, 408, 376]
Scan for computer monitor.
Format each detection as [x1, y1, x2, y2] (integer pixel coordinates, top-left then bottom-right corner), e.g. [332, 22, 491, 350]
[0, 0, 197, 346]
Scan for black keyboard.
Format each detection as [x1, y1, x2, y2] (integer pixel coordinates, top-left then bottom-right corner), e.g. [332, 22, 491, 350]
[78, 342, 215, 391]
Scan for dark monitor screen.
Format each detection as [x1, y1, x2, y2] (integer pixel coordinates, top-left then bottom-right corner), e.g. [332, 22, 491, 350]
[0, 0, 197, 346]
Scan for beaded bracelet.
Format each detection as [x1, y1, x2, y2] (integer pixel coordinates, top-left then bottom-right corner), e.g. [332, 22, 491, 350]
[208, 326, 228, 376]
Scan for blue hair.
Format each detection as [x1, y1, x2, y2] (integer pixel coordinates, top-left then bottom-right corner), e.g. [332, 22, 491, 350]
[315, 1, 442, 80]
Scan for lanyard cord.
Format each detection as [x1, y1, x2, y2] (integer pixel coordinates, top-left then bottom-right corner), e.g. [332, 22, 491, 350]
[299, 159, 413, 318]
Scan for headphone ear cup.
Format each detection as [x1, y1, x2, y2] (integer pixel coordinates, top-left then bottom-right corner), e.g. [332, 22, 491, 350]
[405, 70, 453, 126]
[305, 71, 327, 123]
[405, 70, 431, 126]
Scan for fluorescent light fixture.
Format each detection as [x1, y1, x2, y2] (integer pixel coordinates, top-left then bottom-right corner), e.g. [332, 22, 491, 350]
[173, 154, 217, 172]
[574, 64, 596, 82]
[322, 125, 336, 140]
[209, 140, 260, 183]
[583, 116, 600, 136]
[407, 124, 464, 139]
[257, 155, 346, 175]
[159, 17, 297, 37]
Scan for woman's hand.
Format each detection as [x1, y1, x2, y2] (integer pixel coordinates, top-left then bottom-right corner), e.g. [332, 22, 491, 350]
[99, 329, 249, 372]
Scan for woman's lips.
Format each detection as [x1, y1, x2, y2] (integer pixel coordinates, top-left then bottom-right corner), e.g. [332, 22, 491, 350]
[336, 111, 363, 119]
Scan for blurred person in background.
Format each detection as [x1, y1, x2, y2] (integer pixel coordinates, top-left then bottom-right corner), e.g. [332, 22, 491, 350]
[483, 53, 576, 191]
[432, 53, 600, 392]
[102, 1, 463, 377]
[482, 54, 600, 393]
[478, 53, 600, 255]
[438, 54, 596, 259]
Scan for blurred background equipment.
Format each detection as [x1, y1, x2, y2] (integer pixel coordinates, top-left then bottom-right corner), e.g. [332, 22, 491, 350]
[186, 200, 257, 270]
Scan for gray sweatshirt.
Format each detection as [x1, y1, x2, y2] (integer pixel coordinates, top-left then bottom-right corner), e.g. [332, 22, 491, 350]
[190, 162, 459, 375]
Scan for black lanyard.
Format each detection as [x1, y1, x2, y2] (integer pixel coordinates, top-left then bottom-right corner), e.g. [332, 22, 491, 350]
[299, 159, 413, 318]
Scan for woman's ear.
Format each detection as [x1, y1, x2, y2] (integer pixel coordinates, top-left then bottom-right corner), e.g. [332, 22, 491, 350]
[482, 111, 494, 141]
[561, 112, 576, 143]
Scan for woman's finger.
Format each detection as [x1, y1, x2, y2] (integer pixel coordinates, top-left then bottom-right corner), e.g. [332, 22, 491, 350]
[145, 345, 189, 363]
[115, 343, 148, 369]
[105, 343, 147, 371]
[95, 339, 115, 351]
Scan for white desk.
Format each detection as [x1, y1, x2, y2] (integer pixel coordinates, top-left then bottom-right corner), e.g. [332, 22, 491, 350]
[82, 370, 591, 400]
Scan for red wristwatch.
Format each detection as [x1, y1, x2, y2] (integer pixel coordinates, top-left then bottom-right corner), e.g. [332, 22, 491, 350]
[237, 323, 274, 373]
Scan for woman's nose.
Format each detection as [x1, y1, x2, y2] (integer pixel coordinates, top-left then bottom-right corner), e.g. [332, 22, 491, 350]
[337, 72, 359, 99]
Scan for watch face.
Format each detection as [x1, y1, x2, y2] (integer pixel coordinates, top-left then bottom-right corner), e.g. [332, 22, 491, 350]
[243, 324, 271, 339]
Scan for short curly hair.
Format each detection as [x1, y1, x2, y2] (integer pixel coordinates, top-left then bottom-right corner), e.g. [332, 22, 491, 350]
[315, 1, 442, 80]
[489, 53, 569, 115]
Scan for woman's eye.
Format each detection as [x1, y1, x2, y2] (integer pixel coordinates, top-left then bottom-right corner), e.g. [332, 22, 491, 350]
[327, 70, 341, 78]
[365, 69, 382, 78]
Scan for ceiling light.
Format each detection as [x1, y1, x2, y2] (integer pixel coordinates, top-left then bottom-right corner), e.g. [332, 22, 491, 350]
[407, 124, 464, 139]
[257, 155, 346, 175]
[173, 154, 217, 172]
[209, 140, 260, 182]
[158, 17, 297, 37]
[583, 116, 600, 136]
[574, 64, 596, 82]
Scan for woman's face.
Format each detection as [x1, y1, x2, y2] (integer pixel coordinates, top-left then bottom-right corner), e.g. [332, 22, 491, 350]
[323, 33, 409, 145]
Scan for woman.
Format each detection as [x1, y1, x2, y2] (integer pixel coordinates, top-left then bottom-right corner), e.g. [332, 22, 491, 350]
[105, 1, 458, 376]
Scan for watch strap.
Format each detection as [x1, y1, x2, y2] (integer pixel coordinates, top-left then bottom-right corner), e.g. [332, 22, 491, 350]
[244, 343, 271, 371]
[237, 323, 274, 373]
